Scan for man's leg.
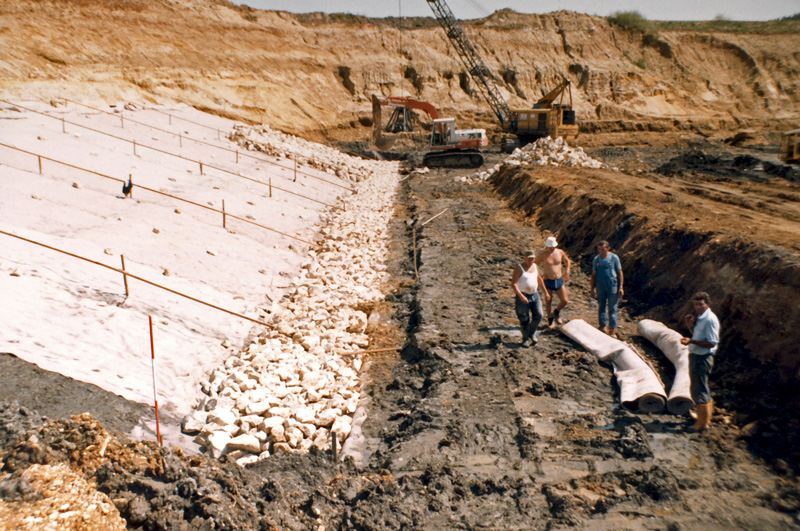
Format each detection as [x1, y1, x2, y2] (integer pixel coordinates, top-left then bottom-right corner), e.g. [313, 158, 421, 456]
[527, 293, 543, 343]
[689, 354, 714, 432]
[515, 296, 532, 347]
[555, 285, 569, 312]
[552, 285, 569, 324]
[544, 288, 553, 318]
[607, 288, 619, 337]
[597, 285, 609, 329]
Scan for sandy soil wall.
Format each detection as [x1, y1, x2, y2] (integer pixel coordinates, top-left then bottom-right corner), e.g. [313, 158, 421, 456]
[1, 1, 799, 141]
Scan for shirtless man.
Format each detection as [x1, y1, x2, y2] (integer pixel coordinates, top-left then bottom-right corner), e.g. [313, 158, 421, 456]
[535, 236, 571, 326]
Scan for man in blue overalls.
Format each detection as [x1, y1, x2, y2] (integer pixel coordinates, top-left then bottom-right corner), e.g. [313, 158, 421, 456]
[590, 240, 624, 338]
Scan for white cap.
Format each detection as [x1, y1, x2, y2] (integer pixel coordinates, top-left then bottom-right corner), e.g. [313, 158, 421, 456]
[545, 236, 558, 248]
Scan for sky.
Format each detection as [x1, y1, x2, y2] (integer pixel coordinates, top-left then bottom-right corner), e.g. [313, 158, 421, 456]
[235, 1, 799, 21]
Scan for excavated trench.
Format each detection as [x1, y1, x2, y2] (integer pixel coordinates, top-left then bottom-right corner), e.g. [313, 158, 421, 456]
[1, 156, 800, 529]
[490, 162, 800, 473]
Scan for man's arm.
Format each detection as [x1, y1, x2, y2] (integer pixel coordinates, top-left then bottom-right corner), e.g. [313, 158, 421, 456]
[684, 339, 715, 348]
[613, 254, 624, 295]
[562, 251, 571, 282]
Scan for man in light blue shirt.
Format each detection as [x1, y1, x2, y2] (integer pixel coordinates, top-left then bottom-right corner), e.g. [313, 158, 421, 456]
[590, 240, 624, 338]
[680, 291, 721, 433]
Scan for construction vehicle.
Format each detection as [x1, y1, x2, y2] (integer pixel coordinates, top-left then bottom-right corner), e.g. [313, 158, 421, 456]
[780, 129, 800, 164]
[425, 118, 488, 168]
[371, 94, 487, 168]
[426, 0, 579, 150]
[371, 94, 441, 149]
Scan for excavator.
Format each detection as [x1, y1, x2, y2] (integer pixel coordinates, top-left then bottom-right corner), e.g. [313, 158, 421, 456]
[371, 94, 488, 168]
[426, 0, 579, 150]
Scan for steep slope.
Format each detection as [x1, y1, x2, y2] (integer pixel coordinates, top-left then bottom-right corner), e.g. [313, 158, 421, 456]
[1, 0, 798, 143]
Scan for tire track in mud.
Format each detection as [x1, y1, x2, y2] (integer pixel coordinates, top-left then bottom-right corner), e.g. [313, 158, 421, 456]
[375, 174, 546, 527]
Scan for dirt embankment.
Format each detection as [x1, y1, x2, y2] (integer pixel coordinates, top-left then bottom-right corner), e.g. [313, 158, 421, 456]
[1, 0, 799, 142]
[490, 153, 800, 467]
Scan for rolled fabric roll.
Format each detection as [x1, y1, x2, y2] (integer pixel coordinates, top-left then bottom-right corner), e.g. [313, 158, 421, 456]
[637, 319, 694, 415]
[561, 319, 666, 414]
[637, 393, 668, 413]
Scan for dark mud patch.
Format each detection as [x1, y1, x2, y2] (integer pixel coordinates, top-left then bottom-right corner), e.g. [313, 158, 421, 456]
[656, 149, 799, 183]
[0, 352, 156, 436]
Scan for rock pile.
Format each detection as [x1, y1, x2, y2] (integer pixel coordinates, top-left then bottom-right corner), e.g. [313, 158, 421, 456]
[470, 136, 605, 182]
[229, 125, 378, 183]
[0, 463, 127, 530]
[185, 131, 400, 466]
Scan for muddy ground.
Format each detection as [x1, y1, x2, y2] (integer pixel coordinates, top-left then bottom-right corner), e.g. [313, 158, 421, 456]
[2, 136, 800, 529]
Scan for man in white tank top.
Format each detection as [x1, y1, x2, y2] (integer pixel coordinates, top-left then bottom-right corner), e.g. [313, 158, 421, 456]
[511, 250, 549, 347]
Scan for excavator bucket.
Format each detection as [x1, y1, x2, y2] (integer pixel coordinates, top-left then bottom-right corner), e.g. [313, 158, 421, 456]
[375, 136, 398, 150]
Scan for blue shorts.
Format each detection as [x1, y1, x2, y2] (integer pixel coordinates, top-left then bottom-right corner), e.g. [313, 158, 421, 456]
[544, 277, 564, 291]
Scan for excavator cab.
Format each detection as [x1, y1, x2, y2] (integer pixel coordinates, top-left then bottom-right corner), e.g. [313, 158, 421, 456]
[429, 119, 487, 151]
[430, 119, 455, 148]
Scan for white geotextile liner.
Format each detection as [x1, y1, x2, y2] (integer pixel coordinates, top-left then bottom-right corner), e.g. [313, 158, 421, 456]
[637, 319, 694, 414]
[561, 319, 666, 413]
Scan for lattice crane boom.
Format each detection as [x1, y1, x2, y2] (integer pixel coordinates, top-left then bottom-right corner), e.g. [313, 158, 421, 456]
[426, 0, 511, 128]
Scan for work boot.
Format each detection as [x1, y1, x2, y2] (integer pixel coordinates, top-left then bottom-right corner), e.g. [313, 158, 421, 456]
[688, 404, 706, 432]
[553, 309, 562, 325]
[689, 401, 713, 433]
[547, 314, 556, 328]
[598, 325, 606, 334]
[702, 399, 714, 430]
[608, 328, 617, 339]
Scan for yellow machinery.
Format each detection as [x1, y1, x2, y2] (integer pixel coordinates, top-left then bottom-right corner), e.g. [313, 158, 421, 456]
[426, 0, 579, 150]
[780, 129, 800, 164]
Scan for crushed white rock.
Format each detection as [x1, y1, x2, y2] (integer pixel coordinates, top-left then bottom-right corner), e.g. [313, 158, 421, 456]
[229, 124, 378, 183]
[190, 128, 400, 465]
[468, 136, 605, 183]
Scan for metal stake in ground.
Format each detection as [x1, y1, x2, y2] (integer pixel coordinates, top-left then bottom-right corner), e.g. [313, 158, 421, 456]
[149, 315, 163, 445]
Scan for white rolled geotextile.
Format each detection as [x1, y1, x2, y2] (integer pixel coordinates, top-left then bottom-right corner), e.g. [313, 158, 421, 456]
[561, 319, 666, 413]
[637, 319, 694, 415]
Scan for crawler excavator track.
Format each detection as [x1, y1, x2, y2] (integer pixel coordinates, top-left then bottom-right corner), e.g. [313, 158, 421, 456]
[423, 149, 484, 169]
